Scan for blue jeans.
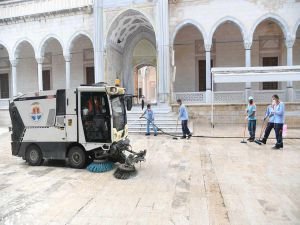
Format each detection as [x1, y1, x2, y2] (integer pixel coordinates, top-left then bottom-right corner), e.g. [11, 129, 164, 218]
[248, 120, 256, 139]
[181, 120, 191, 137]
[147, 120, 157, 135]
[274, 123, 283, 146]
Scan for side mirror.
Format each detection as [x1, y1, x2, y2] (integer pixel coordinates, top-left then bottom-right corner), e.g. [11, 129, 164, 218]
[125, 96, 133, 111]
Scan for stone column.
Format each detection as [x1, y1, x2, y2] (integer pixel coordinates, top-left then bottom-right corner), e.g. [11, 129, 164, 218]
[94, 0, 104, 83]
[64, 54, 72, 89]
[36, 57, 44, 91]
[205, 43, 212, 103]
[286, 38, 295, 102]
[244, 41, 252, 102]
[10, 59, 18, 97]
[157, 0, 170, 103]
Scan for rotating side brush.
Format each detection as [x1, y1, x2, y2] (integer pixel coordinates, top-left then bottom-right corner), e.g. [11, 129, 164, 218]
[87, 160, 114, 173]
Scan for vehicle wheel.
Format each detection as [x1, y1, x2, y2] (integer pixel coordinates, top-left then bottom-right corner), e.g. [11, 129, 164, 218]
[25, 144, 43, 166]
[68, 146, 86, 169]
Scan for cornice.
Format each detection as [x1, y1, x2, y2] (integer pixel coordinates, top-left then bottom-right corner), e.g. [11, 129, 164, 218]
[0, 5, 93, 26]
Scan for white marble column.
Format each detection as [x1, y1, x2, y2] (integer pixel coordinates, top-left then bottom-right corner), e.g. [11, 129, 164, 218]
[10, 59, 18, 97]
[94, 0, 104, 83]
[244, 41, 252, 102]
[286, 38, 295, 102]
[205, 43, 212, 103]
[36, 57, 44, 91]
[157, 0, 170, 103]
[64, 54, 72, 89]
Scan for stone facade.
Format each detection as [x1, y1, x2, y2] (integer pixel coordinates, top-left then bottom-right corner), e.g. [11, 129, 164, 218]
[0, 0, 299, 104]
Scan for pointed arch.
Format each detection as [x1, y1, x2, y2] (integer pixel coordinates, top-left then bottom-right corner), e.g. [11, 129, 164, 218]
[292, 18, 300, 39]
[105, 8, 156, 49]
[209, 16, 247, 43]
[0, 40, 10, 59]
[65, 30, 93, 55]
[249, 13, 290, 43]
[172, 19, 208, 45]
[37, 34, 64, 58]
[12, 37, 36, 59]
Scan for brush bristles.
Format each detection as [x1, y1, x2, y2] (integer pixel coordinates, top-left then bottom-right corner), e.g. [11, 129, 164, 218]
[87, 161, 114, 173]
[113, 168, 137, 179]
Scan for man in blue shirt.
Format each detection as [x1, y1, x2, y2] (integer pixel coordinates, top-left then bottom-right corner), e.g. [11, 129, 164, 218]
[140, 104, 157, 136]
[259, 102, 275, 144]
[246, 96, 256, 142]
[271, 94, 285, 149]
[177, 99, 192, 139]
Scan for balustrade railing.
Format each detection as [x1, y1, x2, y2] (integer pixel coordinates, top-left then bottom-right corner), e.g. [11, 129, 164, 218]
[295, 90, 300, 102]
[173, 92, 206, 103]
[252, 90, 286, 103]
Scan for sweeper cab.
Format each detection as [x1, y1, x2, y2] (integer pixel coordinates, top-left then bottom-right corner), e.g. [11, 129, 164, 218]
[9, 83, 146, 174]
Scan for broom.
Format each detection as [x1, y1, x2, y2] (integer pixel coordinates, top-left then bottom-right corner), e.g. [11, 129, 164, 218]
[241, 120, 247, 144]
[254, 119, 266, 145]
[140, 116, 179, 140]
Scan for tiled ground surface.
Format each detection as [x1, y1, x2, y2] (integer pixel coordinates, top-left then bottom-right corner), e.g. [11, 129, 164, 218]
[0, 110, 300, 225]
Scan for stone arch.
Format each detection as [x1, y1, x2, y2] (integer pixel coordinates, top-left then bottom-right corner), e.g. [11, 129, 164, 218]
[0, 40, 10, 59]
[37, 34, 64, 59]
[65, 30, 93, 55]
[209, 16, 247, 43]
[249, 13, 290, 43]
[292, 19, 300, 40]
[12, 37, 36, 59]
[122, 32, 156, 94]
[105, 8, 156, 50]
[172, 19, 207, 45]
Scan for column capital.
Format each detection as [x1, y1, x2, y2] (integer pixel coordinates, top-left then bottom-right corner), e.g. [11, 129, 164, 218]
[10, 59, 18, 67]
[64, 54, 72, 62]
[285, 38, 295, 48]
[204, 43, 212, 52]
[243, 41, 252, 50]
[36, 57, 44, 64]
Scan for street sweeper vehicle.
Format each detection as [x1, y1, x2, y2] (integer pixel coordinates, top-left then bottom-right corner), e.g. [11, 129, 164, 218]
[9, 83, 146, 179]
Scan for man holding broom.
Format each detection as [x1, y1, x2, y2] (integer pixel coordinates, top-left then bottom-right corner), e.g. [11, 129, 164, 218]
[259, 100, 275, 144]
[177, 99, 192, 139]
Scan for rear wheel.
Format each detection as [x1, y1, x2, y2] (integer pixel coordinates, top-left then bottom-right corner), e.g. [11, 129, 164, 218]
[68, 146, 86, 169]
[25, 144, 43, 166]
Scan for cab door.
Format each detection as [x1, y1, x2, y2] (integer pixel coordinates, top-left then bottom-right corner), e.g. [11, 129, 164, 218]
[79, 91, 111, 143]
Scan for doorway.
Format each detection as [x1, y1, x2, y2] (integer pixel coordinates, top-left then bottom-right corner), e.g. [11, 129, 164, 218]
[42, 70, 51, 91]
[86, 67, 95, 85]
[198, 60, 213, 91]
[134, 65, 157, 104]
[0, 73, 9, 98]
[262, 57, 278, 90]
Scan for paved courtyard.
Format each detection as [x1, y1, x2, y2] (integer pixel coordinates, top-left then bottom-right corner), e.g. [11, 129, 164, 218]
[0, 110, 300, 225]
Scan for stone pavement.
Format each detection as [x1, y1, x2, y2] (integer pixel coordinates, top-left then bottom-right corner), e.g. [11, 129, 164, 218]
[0, 109, 300, 225]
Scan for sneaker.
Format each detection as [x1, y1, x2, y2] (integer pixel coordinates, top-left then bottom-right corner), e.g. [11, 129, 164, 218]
[259, 138, 266, 144]
[247, 137, 252, 141]
[249, 138, 254, 142]
[154, 133, 157, 136]
[187, 134, 192, 139]
[272, 145, 280, 150]
[145, 133, 150, 136]
[181, 136, 186, 139]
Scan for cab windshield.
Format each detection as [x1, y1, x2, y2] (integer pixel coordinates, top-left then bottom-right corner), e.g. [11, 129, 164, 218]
[111, 95, 126, 131]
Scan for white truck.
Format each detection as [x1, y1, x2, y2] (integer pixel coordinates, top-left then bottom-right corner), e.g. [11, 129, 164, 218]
[9, 83, 146, 169]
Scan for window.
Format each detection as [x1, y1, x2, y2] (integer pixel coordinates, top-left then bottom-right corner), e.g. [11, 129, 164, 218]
[56, 89, 66, 115]
[0, 74, 9, 98]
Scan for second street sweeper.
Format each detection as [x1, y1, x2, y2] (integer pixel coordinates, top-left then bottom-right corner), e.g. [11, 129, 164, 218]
[9, 82, 146, 179]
